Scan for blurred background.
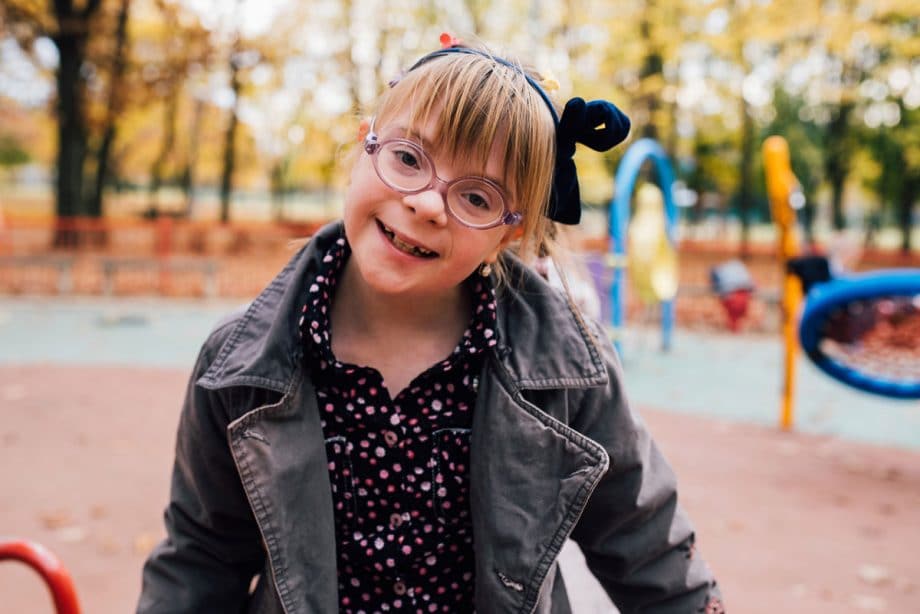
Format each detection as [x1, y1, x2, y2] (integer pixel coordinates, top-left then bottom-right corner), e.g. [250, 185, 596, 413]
[0, 0, 917, 255]
[1, 1, 919, 613]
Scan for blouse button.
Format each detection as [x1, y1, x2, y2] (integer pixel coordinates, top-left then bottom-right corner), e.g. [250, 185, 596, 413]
[393, 580, 407, 595]
[383, 430, 398, 446]
[390, 512, 403, 528]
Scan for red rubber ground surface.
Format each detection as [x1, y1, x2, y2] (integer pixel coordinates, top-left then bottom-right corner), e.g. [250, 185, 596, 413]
[2, 365, 918, 613]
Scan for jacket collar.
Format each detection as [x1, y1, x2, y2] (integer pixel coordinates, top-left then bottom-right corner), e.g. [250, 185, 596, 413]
[199, 220, 608, 393]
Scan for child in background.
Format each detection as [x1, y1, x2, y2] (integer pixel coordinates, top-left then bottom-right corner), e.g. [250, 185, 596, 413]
[138, 36, 724, 614]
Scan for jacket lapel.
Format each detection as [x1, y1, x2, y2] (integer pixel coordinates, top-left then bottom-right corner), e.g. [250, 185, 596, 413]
[227, 370, 338, 613]
[470, 367, 609, 613]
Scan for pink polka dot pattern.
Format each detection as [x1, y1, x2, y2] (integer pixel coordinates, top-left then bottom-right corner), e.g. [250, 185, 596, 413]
[299, 236, 497, 613]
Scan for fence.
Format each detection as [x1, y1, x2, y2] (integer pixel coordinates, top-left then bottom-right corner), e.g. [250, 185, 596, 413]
[1, 216, 915, 333]
[0, 216, 322, 298]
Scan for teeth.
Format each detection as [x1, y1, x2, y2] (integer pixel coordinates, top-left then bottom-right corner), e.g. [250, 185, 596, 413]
[393, 235, 432, 256]
[380, 223, 435, 257]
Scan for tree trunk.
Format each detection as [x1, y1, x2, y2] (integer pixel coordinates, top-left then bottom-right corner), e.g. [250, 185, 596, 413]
[801, 189, 817, 247]
[638, 3, 661, 141]
[88, 0, 131, 227]
[664, 99, 678, 163]
[181, 98, 204, 218]
[219, 103, 239, 224]
[687, 135, 706, 226]
[149, 93, 179, 212]
[899, 178, 916, 254]
[737, 96, 754, 258]
[53, 32, 86, 247]
[825, 102, 853, 231]
[51, 0, 103, 248]
[828, 175, 846, 230]
[219, 47, 241, 224]
[270, 159, 286, 223]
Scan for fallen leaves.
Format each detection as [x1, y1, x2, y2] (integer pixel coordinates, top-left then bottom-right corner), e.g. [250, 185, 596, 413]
[35, 505, 162, 560]
[133, 532, 157, 556]
[858, 564, 891, 586]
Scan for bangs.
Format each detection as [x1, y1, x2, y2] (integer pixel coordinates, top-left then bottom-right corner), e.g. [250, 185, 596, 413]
[375, 53, 556, 216]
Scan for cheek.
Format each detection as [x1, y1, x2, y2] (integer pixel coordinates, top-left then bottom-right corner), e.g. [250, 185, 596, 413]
[344, 164, 379, 213]
[456, 231, 506, 264]
[352, 153, 382, 185]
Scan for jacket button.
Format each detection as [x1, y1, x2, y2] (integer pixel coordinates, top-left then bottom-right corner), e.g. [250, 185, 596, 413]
[393, 580, 407, 595]
[383, 430, 398, 446]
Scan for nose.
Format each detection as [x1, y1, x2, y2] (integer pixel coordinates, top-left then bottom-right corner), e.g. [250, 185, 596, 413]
[403, 182, 449, 226]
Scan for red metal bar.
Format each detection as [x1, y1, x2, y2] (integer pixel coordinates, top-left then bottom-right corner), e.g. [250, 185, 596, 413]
[0, 540, 81, 614]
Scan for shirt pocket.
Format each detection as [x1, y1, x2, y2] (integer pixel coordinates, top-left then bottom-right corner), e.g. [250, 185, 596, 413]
[430, 427, 472, 526]
[324, 435, 357, 540]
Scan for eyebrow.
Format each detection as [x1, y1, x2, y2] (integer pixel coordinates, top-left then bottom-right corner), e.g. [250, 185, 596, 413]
[388, 124, 511, 193]
[392, 125, 434, 150]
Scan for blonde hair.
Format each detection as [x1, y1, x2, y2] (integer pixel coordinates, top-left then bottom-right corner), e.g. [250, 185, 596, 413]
[372, 46, 560, 277]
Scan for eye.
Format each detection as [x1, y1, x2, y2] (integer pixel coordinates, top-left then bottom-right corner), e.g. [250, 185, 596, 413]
[391, 146, 421, 170]
[462, 190, 495, 210]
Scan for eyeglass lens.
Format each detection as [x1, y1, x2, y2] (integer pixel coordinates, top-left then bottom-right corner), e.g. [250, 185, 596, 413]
[374, 140, 505, 227]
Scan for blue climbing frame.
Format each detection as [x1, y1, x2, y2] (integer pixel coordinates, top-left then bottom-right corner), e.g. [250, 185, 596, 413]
[608, 138, 678, 355]
[798, 268, 920, 399]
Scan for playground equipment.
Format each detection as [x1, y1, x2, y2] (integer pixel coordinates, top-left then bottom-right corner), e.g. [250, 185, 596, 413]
[798, 269, 920, 399]
[709, 260, 756, 333]
[608, 138, 679, 354]
[764, 136, 804, 430]
[764, 135, 920, 429]
[0, 539, 81, 614]
[627, 184, 679, 305]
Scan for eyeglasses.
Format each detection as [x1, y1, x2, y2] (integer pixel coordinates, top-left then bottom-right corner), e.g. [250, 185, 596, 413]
[364, 132, 522, 230]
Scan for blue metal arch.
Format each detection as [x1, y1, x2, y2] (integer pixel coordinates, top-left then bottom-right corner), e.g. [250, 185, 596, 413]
[608, 138, 678, 355]
[799, 269, 920, 399]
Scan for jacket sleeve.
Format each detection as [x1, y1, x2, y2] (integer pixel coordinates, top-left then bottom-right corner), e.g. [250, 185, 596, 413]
[137, 327, 266, 613]
[568, 330, 724, 613]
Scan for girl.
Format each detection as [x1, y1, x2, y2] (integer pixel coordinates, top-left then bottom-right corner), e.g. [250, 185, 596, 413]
[138, 37, 724, 614]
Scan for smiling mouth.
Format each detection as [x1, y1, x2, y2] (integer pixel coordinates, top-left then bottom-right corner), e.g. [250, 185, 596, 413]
[377, 220, 439, 258]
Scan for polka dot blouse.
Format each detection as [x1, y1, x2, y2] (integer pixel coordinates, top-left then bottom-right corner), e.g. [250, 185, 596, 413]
[299, 237, 498, 613]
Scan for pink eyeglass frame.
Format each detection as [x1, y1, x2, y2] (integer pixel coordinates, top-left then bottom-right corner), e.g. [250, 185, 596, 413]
[363, 131, 522, 230]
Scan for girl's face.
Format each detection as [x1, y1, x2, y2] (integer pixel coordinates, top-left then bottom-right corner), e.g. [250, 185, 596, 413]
[342, 108, 515, 300]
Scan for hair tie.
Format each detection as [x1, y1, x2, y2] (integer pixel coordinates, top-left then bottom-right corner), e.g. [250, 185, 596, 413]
[551, 97, 631, 224]
[403, 35, 631, 225]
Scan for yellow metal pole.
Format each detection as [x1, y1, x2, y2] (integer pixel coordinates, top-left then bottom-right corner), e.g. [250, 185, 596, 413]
[763, 136, 802, 431]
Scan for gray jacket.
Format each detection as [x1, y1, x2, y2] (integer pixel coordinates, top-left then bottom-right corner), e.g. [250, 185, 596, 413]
[138, 222, 721, 614]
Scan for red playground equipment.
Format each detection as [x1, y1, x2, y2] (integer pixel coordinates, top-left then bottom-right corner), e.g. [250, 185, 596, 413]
[719, 289, 753, 333]
[710, 259, 756, 332]
[0, 539, 81, 614]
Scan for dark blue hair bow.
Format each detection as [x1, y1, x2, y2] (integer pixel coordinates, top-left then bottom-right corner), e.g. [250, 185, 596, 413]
[551, 97, 630, 224]
[405, 45, 631, 225]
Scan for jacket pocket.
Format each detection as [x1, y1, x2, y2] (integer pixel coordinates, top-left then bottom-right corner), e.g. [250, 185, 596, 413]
[431, 427, 472, 525]
[324, 435, 357, 540]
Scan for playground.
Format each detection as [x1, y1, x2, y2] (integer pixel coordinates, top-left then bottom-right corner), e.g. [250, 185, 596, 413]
[2, 1, 919, 603]
[1, 297, 919, 614]
[2, 128, 919, 612]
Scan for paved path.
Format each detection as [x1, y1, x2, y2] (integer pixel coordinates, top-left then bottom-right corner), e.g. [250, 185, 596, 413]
[2, 298, 919, 613]
[2, 297, 917, 449]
